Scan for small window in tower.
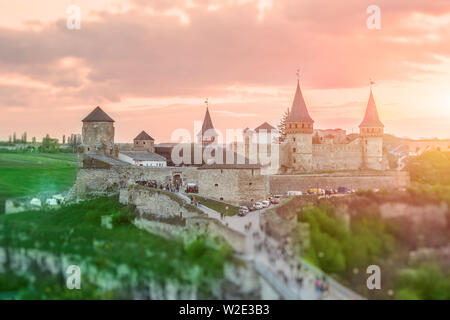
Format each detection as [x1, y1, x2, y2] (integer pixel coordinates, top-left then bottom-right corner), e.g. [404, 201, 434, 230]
[249, 182, 252, 186]
[220, 197, 224, 201]
[143, 141, 145, 144]
[293, 137, 296, 142]
[302, 123, 304, 128]
[293, 159, 296, 163]
[215, 183, 218, 187]
[295, 124, 298, 128]
[293, 148, 296, 152]
[87, 147, 90, 151]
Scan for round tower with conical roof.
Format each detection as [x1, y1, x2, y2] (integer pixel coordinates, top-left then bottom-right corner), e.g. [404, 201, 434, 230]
[359, 88, 384, 170]
[285, 80, 314, 172]
[81, 106, 116, 158]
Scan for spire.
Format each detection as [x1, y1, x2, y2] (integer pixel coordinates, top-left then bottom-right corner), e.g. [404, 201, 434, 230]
[286, 80, 314, 123]
[359, 88, 384, 128]
[197, 105, 218, 137]
[202, 107, 214, 134]
[82, 106, 114, 122]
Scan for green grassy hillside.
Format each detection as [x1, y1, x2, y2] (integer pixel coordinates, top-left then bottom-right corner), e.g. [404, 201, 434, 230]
[0, 196, 231, 299]
[0, 152, 78, 213]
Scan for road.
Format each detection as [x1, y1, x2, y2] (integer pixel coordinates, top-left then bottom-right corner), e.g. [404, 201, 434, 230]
[176, 192, 364, 300]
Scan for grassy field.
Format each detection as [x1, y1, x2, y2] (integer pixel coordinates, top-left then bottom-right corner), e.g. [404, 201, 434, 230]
[188, 194, 239, 216]
[0, 196, 232, 299]
[0, 152, 78, 213]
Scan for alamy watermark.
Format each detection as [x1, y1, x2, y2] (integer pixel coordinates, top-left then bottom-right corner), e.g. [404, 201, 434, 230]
[366, 5, 381, 30]
[170, 121, 280, 169]
[67, 5, 81, 30]
[66, 265, 81, 289]
[366, 265, 381, 290]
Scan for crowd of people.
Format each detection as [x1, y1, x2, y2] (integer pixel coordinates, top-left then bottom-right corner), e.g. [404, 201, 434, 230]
[249, 220, 331, 299]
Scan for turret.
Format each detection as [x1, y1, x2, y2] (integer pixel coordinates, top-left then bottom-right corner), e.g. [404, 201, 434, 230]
[197, 106, 219, 146]
[359, 88, 384, 170]
[285, 80, 314, 172]
[81, 106, 116, 158]
[133, 130, 155, 152]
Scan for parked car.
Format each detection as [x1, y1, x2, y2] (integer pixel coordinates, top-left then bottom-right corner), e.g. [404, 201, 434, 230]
[261, 200, 270, 208]
[254, 202, 263, 209]
[338, 186, 348, 193]
[247, 204, 257, 211]
[270, 197, 280, 204]
[287, 191, 302, 196]
[239, 206, 249, 214]
[308, 188, 325, 196]
[238, 209, 248, 217]
[185, 183, 198, 193]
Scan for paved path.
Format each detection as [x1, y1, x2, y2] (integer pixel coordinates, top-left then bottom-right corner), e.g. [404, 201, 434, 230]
[175, 192, 364, 300]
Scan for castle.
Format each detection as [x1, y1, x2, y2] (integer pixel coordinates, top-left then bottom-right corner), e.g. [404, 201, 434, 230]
[72, 78, 408, 205]
[230, 80, 388, 173]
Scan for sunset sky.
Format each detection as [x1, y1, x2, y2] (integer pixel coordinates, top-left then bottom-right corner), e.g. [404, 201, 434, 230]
[1, 0, 449, 143]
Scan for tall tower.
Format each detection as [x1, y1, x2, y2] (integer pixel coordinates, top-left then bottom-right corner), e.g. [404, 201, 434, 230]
[197, 106, 218, 147]
[81, 106, 116, 158]
[359, 88, 384, 170]
[285, 79, 314, 172]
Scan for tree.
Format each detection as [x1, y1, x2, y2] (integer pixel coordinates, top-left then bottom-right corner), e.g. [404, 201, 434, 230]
[13, 132, 16, 143]
[277, 107, 290, 143]
[63, 134, 66, 144]
[22, 132, 27, 143]
[39, 134, 59, 153]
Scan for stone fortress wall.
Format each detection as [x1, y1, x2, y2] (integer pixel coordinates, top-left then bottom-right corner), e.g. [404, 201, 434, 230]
[269, 171, 410, 195]
[120, 187, 247, 253]
[69, 165, 268, 206]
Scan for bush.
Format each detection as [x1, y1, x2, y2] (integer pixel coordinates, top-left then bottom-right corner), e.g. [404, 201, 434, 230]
[395, 263, 450, 300]
[111, 209, 134, 227]
[299, 205, 394, 276]
[85, 209, 102, 224]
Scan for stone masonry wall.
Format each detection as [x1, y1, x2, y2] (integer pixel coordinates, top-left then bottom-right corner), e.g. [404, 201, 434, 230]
[119, 187, 247, 253]
[269, 171, 410, 194]
[69, 165, 267, 206]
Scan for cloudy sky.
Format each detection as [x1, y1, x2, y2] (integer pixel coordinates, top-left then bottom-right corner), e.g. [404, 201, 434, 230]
[1, 0, 449, 142]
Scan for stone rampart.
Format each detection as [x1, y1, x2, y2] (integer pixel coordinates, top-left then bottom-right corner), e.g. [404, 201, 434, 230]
[269, 171, 410, 194]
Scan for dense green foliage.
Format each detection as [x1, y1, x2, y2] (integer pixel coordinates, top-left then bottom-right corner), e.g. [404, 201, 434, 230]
[0, 197, 232, 299]
[189, 195, 239, 216]
[299, 206, 394, 275]
[406, 150, 450, 185]
[0, 152, 77, 213]
[296, 202, 450, 299]
[395, 263, 450, 300]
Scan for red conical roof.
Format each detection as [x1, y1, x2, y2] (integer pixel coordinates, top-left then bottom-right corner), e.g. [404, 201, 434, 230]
[197, 107, 218, 136]
[286, 80, 314, 123]
[359, 89, 384, 128]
